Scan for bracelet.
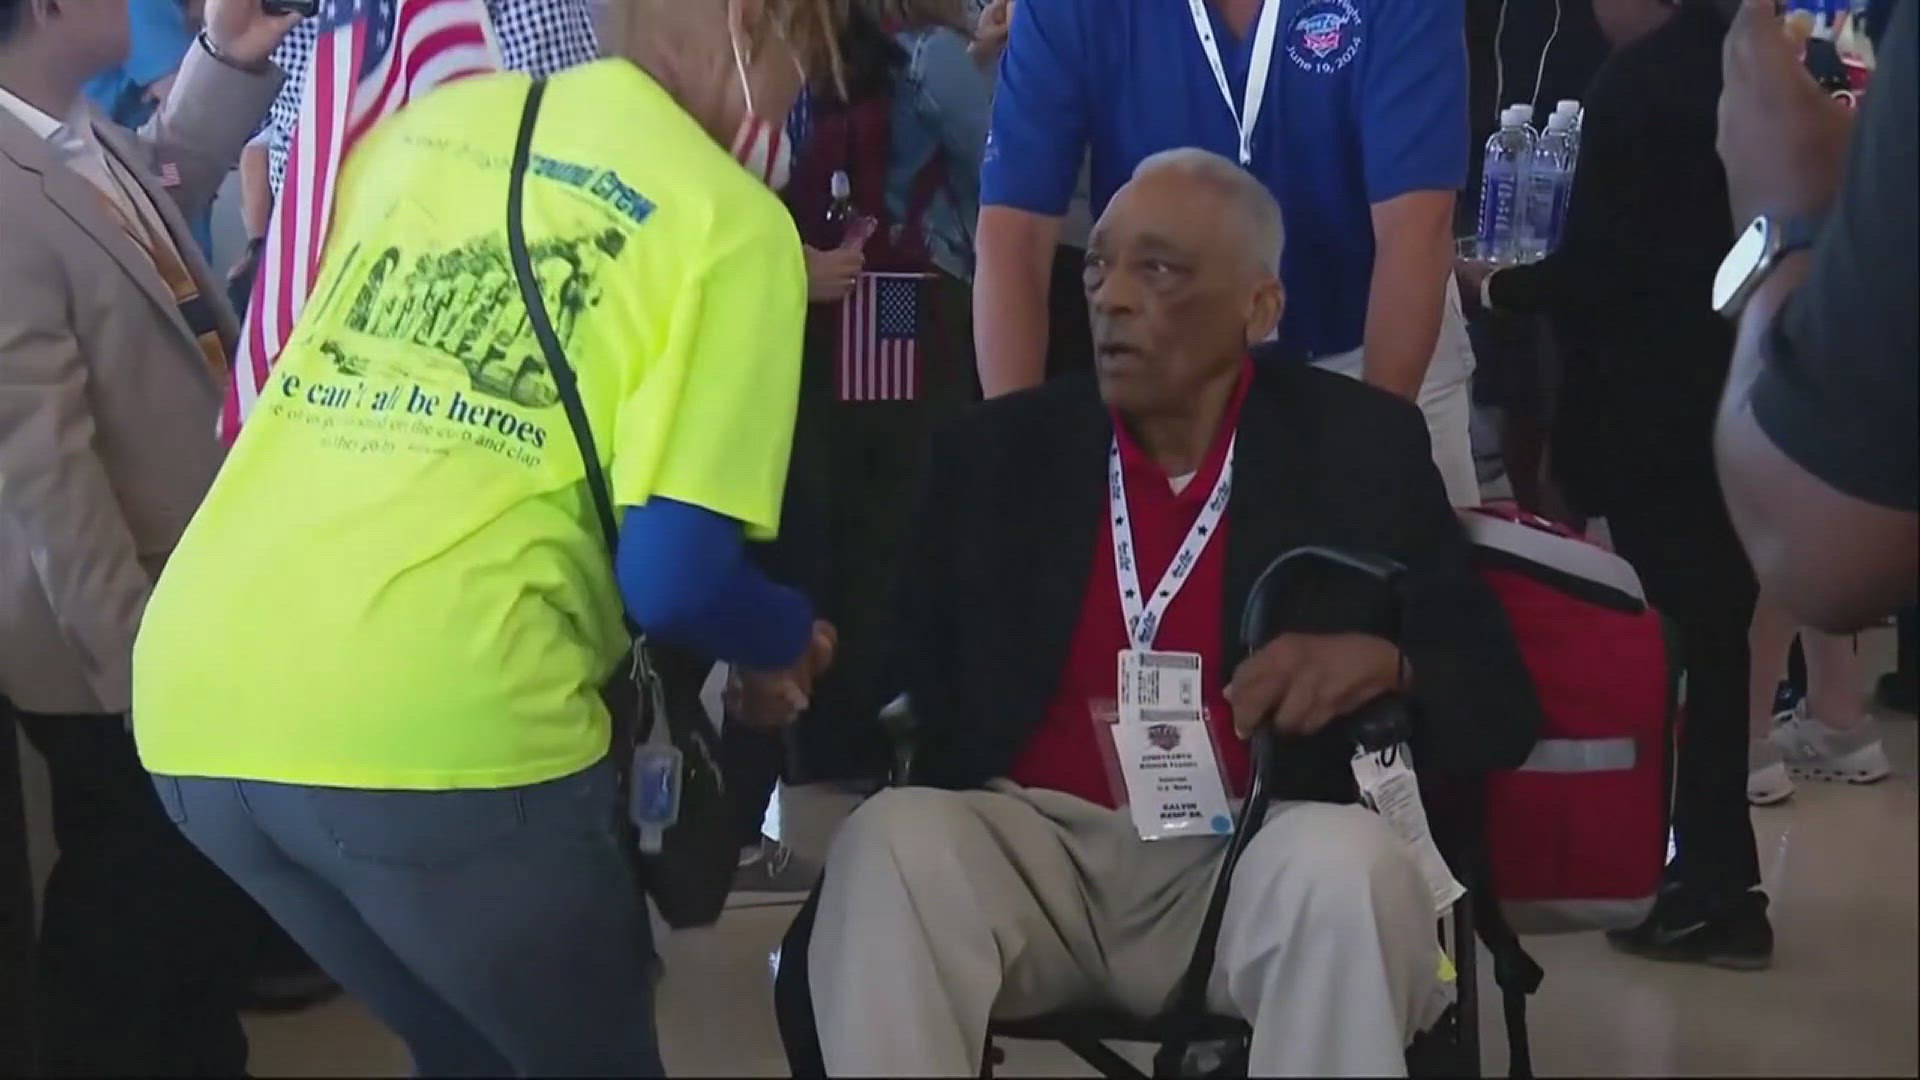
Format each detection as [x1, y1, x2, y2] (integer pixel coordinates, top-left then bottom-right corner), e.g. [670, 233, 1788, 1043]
[1479, 269, 1499, 315]
[245, 235, 268, 257]
[198, 30, 270, 75]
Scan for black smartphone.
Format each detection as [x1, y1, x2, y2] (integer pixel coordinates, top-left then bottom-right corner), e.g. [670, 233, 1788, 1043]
[262, 0, 319, 15]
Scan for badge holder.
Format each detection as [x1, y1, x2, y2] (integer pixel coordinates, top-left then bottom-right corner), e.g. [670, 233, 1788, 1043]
[1111, 651, 1235, 841]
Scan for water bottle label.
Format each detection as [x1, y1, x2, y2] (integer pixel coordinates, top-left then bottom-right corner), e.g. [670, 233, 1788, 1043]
[1548, 179, 1573, 250]
[1477, 167, 1519, 260]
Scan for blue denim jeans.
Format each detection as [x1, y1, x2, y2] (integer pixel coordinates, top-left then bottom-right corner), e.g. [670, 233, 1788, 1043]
[153, 759, 662, 1078]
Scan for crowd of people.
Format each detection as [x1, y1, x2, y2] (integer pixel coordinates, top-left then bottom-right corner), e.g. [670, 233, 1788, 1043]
[0, 0, 1913, 1076]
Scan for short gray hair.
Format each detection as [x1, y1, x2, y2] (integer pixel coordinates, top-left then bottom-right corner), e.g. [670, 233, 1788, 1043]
[1132, 148, 1285, 271]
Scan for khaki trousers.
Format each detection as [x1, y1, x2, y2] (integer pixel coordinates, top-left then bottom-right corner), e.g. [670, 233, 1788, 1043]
[809, 784, 1450, 1077]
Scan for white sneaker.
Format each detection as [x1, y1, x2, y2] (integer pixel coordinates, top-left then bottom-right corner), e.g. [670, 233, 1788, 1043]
[1769, 713, 1893, 785]
[1748, 738, 1795, 806]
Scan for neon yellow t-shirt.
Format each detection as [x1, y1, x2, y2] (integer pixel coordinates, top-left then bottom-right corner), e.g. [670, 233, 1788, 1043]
[133, 61, 805, 790]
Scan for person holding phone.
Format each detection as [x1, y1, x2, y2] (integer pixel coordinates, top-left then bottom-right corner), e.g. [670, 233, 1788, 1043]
[1712, 0, 1915, 631]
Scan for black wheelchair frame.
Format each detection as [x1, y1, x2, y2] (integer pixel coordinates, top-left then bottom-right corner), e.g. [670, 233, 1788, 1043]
[771, 546, 1540, 1078]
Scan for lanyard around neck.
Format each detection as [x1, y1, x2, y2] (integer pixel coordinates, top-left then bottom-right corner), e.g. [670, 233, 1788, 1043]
[1110, 435, 1237, 651]
[1184, 0, 1283, 167]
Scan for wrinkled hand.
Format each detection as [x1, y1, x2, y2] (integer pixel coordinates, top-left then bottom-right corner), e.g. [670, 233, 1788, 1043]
[203, 0, 303, 69]
[1719, 0, 1854, 227]
[970, 0, 1014, 66]
[725, 622, 838, 728]
[805, 241, 866, 303]
[1224, 633, 1404, 740]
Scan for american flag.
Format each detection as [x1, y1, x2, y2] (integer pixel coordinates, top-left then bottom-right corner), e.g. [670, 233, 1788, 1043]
[838, 272, 928, 403]
[221, 0, 500, 442]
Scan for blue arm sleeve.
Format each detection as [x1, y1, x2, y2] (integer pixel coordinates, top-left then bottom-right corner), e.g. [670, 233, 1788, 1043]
[978, 0, 1090, 215]
[124, 0, 196, 88]
[1357, 0, 1470, 202]
[616, 500, 814, 670]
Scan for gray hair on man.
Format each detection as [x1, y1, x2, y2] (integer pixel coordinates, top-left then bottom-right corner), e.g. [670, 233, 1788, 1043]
[1132, 148, 1286, 273]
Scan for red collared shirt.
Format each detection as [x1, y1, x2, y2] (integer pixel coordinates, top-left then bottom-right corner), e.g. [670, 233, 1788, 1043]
[1010, 364, 1254, 807]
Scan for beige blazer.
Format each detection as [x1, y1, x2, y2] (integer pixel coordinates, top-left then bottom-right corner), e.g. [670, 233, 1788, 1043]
[0, 47, 282, 716]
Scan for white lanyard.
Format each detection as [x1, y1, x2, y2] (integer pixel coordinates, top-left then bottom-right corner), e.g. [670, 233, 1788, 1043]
[1184, 0, 1284, 167]
[1110, 435, 1236, 650]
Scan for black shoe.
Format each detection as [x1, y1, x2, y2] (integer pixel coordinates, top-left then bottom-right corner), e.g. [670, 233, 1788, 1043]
[1606, 887, 1774, 971]
[1773, 678, 1804, 717]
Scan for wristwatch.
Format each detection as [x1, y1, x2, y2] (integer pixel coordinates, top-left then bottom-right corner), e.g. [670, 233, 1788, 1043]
[197, 30, 271, 75]
[1713, 215, 1823, 319]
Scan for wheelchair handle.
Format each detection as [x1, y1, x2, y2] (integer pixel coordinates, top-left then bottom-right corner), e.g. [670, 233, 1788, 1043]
[1237, 546, 1408, 653]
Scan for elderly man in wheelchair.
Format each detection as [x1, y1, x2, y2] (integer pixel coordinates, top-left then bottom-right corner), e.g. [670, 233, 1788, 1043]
[786, 150, 1542, 1077]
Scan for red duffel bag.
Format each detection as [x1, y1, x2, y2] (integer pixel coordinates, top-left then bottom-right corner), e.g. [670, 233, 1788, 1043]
[1463, 505, 1682, 934]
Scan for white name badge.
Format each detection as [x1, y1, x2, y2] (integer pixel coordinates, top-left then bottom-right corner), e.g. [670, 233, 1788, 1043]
[1115, 650, 1233, 841]
[1350, 744, 1465, 913]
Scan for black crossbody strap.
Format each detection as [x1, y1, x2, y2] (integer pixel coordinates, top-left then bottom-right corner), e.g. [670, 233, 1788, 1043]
[506, 78, 619, 556]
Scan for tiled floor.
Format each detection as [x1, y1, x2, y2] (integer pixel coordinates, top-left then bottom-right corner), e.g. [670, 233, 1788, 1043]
[20, 671, 1919, 1075]
[233, 718, 1917, 1077]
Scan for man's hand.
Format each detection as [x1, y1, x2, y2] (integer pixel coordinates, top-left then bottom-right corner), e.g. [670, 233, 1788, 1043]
[725, 621, 838, 728]
[202, 0, 303, 70]
[971, 0, 1014, 67]
[1720, 0, 1854, 227]
[805, 236, 867, 304]
[1224, 633, 1404, 740]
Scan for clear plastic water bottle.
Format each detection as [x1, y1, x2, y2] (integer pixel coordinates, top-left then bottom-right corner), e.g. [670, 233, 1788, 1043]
[1523, 112, 1577, 258]
[1555, 99, 1582, 139]
[1476, 106, 1535, 264]
[825, 170, 854, 242]
[1556, 100, 1585, 174]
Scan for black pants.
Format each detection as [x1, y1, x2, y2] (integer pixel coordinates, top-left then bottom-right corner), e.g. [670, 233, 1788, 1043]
[1606, 492, 1762, 897]
[1, 714, 34, 1075]
[12, 710, 253, 1076]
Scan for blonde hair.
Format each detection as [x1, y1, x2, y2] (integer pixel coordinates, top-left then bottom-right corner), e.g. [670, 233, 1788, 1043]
[605, 0, 853, 95]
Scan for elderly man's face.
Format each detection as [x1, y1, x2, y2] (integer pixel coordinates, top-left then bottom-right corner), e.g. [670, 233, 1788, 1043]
[1083, 171, 1277, 416]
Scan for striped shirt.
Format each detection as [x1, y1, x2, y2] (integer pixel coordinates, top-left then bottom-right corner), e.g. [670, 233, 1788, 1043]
[258, 0, 600, 196]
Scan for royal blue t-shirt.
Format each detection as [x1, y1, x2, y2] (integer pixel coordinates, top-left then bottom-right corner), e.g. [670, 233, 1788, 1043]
[83, 0, 213, 257]
[981, 0, 1467, 360]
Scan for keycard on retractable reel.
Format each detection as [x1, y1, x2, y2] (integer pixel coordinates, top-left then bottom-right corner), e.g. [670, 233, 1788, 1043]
[262, 0, 320, 16]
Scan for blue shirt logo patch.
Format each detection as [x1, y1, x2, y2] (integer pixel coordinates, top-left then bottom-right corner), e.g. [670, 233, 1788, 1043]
[1287, 0, 1363, 74]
